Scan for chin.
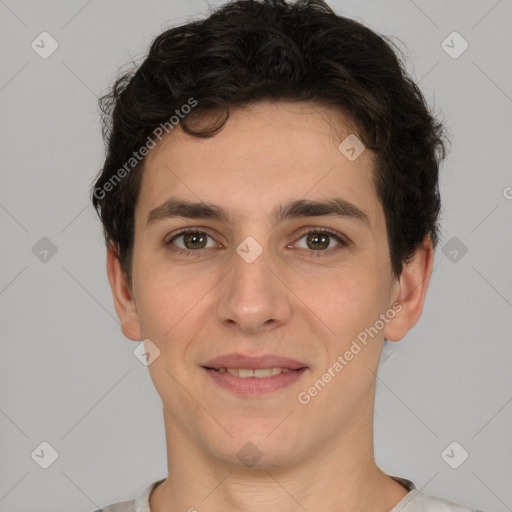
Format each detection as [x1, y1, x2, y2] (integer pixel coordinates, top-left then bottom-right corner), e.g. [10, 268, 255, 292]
[216, 446, 302, 471]
[210, 424, 305, 470]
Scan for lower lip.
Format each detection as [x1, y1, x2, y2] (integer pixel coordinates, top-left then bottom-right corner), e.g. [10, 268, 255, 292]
[202, 367, 308, 396]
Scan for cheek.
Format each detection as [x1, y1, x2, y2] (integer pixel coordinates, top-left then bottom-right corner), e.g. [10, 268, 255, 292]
[309, 267, 390, 346]
[134, 265, 186, 341]
[134, 262, 218, 354]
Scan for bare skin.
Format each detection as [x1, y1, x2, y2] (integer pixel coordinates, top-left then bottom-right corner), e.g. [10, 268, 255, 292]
[107, 101, 434, 511]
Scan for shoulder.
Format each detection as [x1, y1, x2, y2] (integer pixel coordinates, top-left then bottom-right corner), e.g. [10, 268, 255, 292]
[89, 499, 136, 512]
[389, 475, 486, 512]
[90, 477, 164, 512]
[395, 489, 486, 512]
[90, 498, 136, 512]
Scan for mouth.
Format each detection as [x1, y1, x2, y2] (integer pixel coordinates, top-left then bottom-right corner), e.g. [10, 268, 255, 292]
[201, 354, 309, 396]
[204, 367, 300, 378]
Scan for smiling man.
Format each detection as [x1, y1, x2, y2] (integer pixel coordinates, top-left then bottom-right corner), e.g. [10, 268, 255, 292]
[90, 1, 484, 511]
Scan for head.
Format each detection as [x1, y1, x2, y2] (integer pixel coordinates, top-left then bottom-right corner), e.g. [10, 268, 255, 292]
[92, 0, 447, 469]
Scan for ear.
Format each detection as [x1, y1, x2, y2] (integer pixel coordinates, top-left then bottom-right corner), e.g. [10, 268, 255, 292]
[384, 235, 435, 342]
[106, 243, 142, 341]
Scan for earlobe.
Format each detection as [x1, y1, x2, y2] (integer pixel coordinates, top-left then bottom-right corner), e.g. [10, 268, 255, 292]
[106, 243, 142, 341]
[383, 236, 435, 342]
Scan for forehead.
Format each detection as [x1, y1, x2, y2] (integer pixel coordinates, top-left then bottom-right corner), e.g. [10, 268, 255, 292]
[136, 101, 382, 229]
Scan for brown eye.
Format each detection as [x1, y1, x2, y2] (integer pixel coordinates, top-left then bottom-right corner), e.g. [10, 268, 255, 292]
[167, 229, 216, 252]
[182, 231, 208, 250]
[305, 232, 330, 250]
[294, 228, 348, 257]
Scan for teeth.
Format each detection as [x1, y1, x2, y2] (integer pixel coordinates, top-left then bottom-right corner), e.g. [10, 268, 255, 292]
[254, 368, 281, 378]
[220, 367, 292, 378]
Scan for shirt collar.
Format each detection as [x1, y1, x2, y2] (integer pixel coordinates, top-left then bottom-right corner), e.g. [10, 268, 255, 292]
[134, 475, 416, 511]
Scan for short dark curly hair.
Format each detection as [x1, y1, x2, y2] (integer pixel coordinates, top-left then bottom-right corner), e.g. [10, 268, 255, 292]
[91, 0, 448, 289]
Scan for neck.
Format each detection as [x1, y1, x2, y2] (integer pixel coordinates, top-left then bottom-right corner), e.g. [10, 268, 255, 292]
[150, 389, 409, 512]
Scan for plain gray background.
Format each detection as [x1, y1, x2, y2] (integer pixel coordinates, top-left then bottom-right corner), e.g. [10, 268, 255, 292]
[0, 0, 511, 511]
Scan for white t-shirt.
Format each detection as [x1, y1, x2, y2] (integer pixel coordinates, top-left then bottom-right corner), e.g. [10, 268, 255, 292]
[94, 476, 485, 512]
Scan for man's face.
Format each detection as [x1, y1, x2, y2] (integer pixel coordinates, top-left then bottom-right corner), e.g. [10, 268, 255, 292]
[123, 101, 403, 467]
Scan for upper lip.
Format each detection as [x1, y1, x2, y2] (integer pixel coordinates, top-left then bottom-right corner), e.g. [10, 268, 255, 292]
[202, 354, 308, 370]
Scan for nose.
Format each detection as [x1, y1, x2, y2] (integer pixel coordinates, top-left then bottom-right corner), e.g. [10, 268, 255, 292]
[215, 239, 293, 334]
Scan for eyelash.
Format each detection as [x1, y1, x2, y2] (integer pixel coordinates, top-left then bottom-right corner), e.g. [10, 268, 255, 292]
[165, 227, 348, 258]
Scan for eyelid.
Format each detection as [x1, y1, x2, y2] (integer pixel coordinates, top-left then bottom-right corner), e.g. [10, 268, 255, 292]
[165, 227, 221, 248]
[293, 226, 349, 245]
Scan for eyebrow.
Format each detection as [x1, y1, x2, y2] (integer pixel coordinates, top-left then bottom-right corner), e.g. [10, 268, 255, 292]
[146, 197, 371, 228]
